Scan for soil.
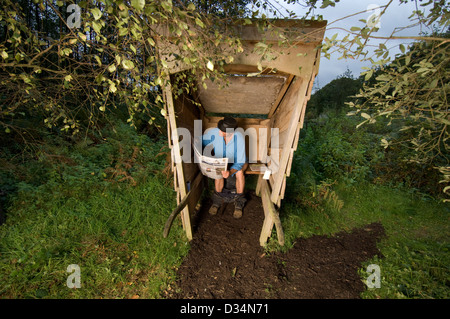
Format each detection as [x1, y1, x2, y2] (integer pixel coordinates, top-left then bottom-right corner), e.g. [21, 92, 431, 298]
[168, 191, 385, 299]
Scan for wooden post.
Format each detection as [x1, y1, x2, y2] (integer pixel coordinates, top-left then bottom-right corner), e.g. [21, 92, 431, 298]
[164, 80, 193, 241]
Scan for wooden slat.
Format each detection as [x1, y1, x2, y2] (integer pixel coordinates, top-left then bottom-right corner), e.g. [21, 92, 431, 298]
[286, 149, 295, 178]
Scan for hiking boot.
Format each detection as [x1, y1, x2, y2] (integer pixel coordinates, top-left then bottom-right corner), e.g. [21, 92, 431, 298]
[209, 204, 219, 215]
[233, 193, 246, 219]
[233, 207, 243, 219]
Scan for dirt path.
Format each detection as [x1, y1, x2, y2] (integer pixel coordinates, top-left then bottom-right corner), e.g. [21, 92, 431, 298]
[167, 192, 385, 299]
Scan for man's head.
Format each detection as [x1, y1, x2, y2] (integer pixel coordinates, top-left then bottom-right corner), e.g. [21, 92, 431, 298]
[218, 117, 237, 138]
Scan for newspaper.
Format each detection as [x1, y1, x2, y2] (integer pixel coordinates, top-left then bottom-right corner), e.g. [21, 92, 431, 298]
[193, 140, 228, 180]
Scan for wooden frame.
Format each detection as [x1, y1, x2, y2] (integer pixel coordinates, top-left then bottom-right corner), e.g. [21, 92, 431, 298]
[159, 19, 326, 246]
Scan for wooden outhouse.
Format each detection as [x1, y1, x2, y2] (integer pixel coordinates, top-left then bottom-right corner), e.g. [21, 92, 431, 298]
[160, 19, 327, 246]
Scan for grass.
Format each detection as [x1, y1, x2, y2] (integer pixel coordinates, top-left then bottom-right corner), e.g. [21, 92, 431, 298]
[275, 181, 450, 299]
[0, 172, 190, 299]
[0, 120, 190, 299]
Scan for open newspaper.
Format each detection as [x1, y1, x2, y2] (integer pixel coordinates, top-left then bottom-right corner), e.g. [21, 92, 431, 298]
[193, 140, 228, 180]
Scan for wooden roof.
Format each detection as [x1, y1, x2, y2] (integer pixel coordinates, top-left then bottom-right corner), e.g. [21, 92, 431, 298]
[157, 19, 327, 78]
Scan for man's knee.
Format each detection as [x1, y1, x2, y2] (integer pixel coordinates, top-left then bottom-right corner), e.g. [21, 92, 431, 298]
[236, 163, 248, 178]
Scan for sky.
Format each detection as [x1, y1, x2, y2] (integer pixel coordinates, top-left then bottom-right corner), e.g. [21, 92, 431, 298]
[267, 0, 434, 88]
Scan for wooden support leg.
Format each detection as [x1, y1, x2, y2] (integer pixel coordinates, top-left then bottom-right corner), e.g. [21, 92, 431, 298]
[259, 179, 285, 247]
[255, 174, 263, 197]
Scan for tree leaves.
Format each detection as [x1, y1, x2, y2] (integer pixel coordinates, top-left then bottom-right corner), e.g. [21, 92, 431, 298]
[351, 37, 449, 199]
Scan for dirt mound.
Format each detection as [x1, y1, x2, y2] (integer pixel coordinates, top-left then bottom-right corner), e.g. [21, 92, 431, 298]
[168, 192, 385, 299]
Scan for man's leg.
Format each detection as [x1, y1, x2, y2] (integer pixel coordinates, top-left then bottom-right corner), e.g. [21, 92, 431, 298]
[235, 163, 248, 194]
[215, 177, 224, 193]
[209, 177, 224, 215]
[233, 163, 248, 219]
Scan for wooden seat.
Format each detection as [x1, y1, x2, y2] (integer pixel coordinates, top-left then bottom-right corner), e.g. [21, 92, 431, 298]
[245, 163, 268, 175]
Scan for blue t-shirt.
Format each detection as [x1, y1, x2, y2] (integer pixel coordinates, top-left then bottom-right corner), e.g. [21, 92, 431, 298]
[202, 127, 247, 174]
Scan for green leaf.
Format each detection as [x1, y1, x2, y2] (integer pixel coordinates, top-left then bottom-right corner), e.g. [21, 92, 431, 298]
[350, 26, 361, 32]
[257, 61, 263, 71]
[195, 18, 204, 28]
[364, 69, 374, 81]
[416, 67, 429, 73]
[109, 82, 117, 93]
[161, 0, 172, 12]
[90, 8, 102, 21]
[206, 60, 214, 71]
[122, 59, 135, 70]
[119, 27, 128, 37]
[92, 21, 102, 34]
[107, 64, 116, 73]
[1, 50, 8, 60]
[94, 55, 102, 66]
[131, 0, 145, 11]
[399, 44, 405, 54]
[405, 55, 411, 66]
[130, 44, 137, 54]
[361, 112, 371, 120]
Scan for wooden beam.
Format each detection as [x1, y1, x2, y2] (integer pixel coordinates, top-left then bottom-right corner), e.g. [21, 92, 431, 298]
[268, 74, 295, 118]
[259, 179, 285, 246]
[163, 171, 203, 239]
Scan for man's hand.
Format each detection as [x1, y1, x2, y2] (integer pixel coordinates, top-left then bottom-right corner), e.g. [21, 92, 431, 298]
[221, 170, 230, 179]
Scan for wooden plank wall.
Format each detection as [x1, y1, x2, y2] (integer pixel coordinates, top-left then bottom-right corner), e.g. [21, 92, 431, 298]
[267, 58, 319, 207]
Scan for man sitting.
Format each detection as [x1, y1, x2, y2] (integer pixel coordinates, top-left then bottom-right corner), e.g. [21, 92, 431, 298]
[201, 117, 248, 218]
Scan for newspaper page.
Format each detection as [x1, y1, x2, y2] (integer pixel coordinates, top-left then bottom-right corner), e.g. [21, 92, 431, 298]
[193, 141, 228, 180]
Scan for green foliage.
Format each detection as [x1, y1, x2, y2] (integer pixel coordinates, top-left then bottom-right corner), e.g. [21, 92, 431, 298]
[307, 70, 363, 117]
[291, 109, 384, 186]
